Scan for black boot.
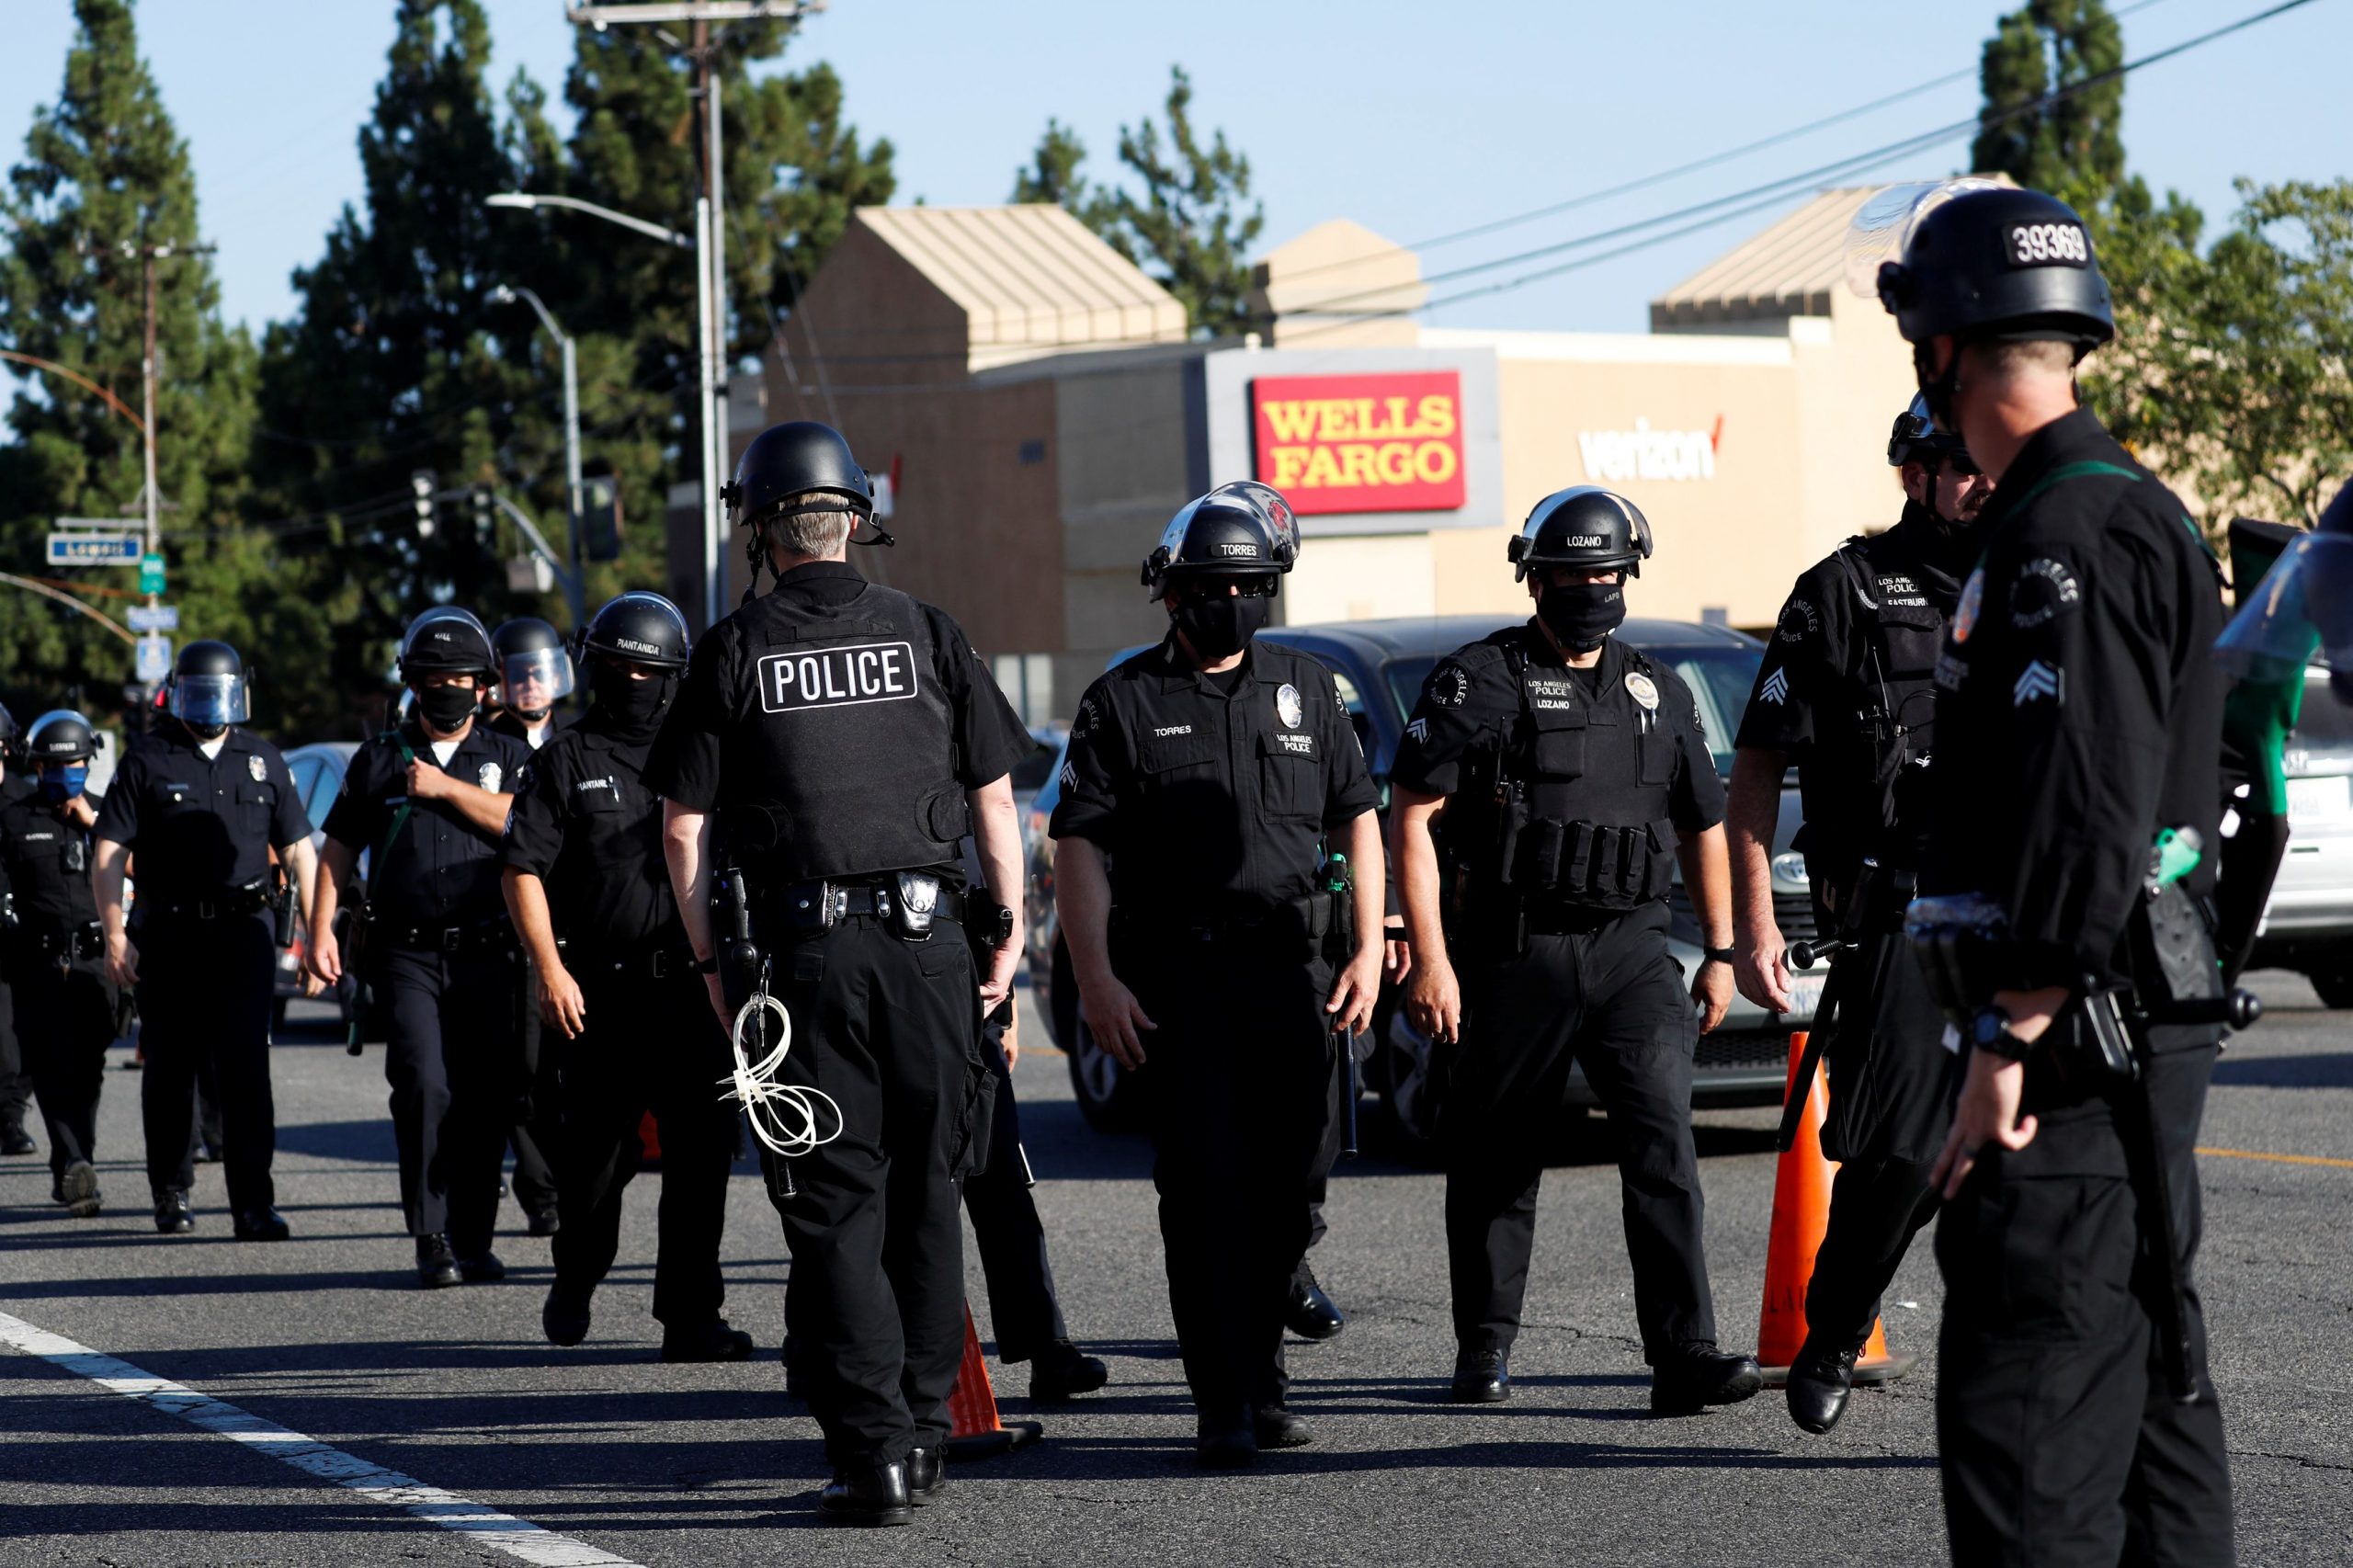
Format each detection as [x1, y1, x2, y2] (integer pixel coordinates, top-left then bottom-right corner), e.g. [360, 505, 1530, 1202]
[1252, 1404, 1313, 1449]
[2, 1119, 36, 1157]
[416, 1234, 461, 1289]
[233, 1208, 291, 1242]
[1194, 1405, 1258, 1470]
[1786, 1341, 1861, 1435]
[1650, 1341, 1764, 1415]
[527, 1207, 561, 1238]
[904, 1446, 947, 1506]
[455, 1250, 506, 1284]
[58, 1160, 101, 1219]
[660, 1319, 755, 1363]
[1028, 1339, 1109, 1402]
[542, 1284, 593, 1346]
[818, 1460, 913, 1527]
[1449, 1347, 1510, 1403]
[153, 1189, 194, 1234]
[1285, 1264, 1346, 1340]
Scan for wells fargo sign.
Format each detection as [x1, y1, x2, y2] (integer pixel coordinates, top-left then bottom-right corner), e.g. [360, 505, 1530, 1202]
[1251, 371, 1465, 516]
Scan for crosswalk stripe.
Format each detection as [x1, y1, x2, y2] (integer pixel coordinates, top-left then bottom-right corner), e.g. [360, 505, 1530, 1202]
[0, 1309, 643, 1567]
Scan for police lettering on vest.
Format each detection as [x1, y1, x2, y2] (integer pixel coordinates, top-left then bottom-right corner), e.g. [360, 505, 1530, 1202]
[759, 642, 918, 712]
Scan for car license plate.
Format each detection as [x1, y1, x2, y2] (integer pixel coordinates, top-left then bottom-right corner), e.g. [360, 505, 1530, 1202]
[2287, 775, 2352, 824]
[1786, 971, 1826, 1017]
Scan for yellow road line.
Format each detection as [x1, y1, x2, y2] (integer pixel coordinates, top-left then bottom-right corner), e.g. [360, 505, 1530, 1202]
[2197, 1146, 2353, 1170]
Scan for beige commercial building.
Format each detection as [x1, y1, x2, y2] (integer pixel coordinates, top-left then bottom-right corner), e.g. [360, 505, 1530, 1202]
[731, 189, 1921, 720]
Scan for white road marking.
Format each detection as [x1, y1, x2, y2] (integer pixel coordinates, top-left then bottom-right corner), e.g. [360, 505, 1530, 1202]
[0, 1309, 643, 1567]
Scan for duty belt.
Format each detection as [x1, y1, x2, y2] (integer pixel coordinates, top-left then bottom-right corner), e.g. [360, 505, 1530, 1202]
[377, 917, 513, 955]
[20, 921, 104, 962]
[151, 881, 272, 921]
[776, 877, 966, 928]
[567, 943, 700, 980]
[1114, 894, 1326, 949]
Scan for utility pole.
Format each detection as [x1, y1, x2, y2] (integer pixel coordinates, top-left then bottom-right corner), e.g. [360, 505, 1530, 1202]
[119, 240, 213, 619]
[565, 1, 824, 631]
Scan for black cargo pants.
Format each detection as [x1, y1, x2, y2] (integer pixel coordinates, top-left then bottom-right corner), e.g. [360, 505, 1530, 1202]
[377, 943, 517, 1255]
[549, 960, 735, 1328]
[1937, 1042, 2234, 1568]
[135, 911, 278, 1210]
[962, 1017, 1073, 1363]
[1439, 902, 1716, 1362]
[753, 912, 989, 1470]
[12, 952, 116, 1176]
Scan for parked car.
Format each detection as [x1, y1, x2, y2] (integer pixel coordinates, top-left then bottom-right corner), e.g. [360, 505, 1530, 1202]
[1007, 722, 1065, 838]
[2246, 665, 2353, 1005]
[1027, 616, 1821, 1142]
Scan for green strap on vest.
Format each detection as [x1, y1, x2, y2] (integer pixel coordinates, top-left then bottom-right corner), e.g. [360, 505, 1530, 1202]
[2004, 459, 2142, 513]
[374, 732, 417, 882]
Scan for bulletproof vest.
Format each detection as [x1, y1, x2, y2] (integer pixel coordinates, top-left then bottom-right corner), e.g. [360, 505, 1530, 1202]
[1822, 540, 1948, 868]
[1455, 643, 1681, 911]
[723, 581, 969, 883]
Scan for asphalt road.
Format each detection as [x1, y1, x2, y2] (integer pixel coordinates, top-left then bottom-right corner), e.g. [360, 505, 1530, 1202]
[4, 971, 2349, 1567]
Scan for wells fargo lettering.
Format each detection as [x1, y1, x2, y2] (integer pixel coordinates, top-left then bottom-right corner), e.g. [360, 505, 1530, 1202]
[1251, 371, 1467, 516]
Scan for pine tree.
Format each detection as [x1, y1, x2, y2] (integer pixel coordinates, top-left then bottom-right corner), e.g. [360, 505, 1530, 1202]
[1972, 0, 2127, 203]
[0, 0, 261, 724]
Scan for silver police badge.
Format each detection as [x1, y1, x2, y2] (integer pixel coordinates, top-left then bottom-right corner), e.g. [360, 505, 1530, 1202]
[477, 762, 503, 791]
[1276, 683, 1303, 729]
[247, 755, 267, 782]
[1624, 671, 1660, 710]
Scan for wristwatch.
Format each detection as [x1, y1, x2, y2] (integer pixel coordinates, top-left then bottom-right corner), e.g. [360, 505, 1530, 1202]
[1703, 947, 1736, 966]
[693, 951, 720, 975]
[1971, 1006, 2033, 1061]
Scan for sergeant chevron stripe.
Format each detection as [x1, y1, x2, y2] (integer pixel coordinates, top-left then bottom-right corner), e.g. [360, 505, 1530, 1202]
[1757, 668, 1790, 705]
[2013, 660, 2064, 706]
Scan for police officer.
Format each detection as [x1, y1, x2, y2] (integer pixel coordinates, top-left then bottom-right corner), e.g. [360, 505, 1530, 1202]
[1051, 483, 1384, 1468]
[0, 702, 37, 1158]
[1724, 397, 1988, 1433]
[502, 591, 750, 1360]
[308, 608, 532, 1288]
[488, 615, 574, 1236]
[1874, 184, 2234, 1563]
[94, 641, 317, 1237]
[1, 712, 119, 1216]
[647, 420, 1032, 1526]
[1391, 488, 1758, 1415]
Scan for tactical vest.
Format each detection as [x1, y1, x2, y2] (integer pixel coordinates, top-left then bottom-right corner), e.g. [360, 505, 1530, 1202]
[723, 581, 969, 883]
[1451, 643, 1681, 912]
[1821, 540, 1947, 869]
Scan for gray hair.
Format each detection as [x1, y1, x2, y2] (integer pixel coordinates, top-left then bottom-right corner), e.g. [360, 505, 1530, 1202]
[765, 504, 857, 560]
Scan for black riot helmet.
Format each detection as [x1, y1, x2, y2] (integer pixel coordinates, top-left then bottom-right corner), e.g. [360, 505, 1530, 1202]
[1887, 393, 1970, 468]
[1141, 485, 1300, 601]
[491, 616, 574, 716]
[723, 420, 874, 534]
[0, 702, 18, 766]
[1508, 486, 1654, 582]
[168, 640, 250, 732]
[397, 606, 496, 683]
[1876, 185, 2115, 353]
[26, 710, 97, 764]
[579, 591, 691, 672]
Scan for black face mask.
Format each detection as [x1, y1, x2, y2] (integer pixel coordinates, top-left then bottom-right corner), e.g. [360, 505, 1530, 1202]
[415, 683, 480, 733]
[184, 722, 228, 742]
[590, 665, 673, 732]
[1172, 593, 1269, 664]
[1903, 497, 1980, 580]
[1537, 580, 1626, 653]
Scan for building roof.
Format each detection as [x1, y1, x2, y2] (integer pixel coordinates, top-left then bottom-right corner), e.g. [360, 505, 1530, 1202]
[853, 205, 1187, 365]
[1649, 187, 1881, 329]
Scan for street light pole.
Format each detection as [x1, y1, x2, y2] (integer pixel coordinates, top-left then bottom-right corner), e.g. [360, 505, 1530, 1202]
[488, 284, 587, 631]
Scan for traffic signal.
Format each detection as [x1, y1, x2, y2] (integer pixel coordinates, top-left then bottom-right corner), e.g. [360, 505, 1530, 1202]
[411, 470, 436, 539]
[472, 484, 494, 548]
[581, 474, 622, 563]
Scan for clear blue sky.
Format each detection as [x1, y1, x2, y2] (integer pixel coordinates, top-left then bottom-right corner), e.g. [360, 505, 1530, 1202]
[2, 0, 2347, 337]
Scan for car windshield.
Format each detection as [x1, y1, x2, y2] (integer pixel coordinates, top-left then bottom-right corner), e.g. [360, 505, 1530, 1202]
[1383, 643, 1765, 778]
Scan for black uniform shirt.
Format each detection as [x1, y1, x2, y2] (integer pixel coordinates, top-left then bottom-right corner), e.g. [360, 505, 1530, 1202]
[647, 562, 1032, 881]
[502, 712, 678, 951]
[1736, 507, 1964, 882]
[1392, 622, 1725, 833]
[1051, 634, 1379, 916]
[0, 791, 104, 932]
[0, 772, 30, 916]
[1924, 408, 2226, 989]
[95, 725, 310, 902]
[323, 719, 529, 927]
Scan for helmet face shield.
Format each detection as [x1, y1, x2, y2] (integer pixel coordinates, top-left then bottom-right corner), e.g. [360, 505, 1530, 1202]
[499, 646, 575, 712]
[2215, 532, 2353, 683]
[169, 672, 250, 728]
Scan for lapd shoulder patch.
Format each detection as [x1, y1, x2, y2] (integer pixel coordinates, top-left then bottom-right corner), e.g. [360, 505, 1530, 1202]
[1776, 598, 1819, 644]
[1276, 683, 1304, 730]
[1428, 662, 1471, 709]
[2009, 558, 2082, 630]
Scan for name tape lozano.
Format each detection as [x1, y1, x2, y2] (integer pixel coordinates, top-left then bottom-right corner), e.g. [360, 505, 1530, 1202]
[760, 641, 920, 714]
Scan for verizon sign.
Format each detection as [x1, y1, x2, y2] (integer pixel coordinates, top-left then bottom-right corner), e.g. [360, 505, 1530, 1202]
[1577, 416, 1722, 483]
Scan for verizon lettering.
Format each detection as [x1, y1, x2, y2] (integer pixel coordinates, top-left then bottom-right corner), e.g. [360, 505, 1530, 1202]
[1576, 417, 1719, 483]
[759, 641, 920, 713]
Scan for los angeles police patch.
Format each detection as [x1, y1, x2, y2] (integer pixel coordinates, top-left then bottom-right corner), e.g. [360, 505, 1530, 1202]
[247, 755, 267, 782]
[1776, 599, 1819, 644]
[478, 762, 503, 791]
[2010, 558, 2082, 630]
[1276, 683, 1303, 730]
[1429, 663, 1470, 709]
[1952, 568, 1985, 644]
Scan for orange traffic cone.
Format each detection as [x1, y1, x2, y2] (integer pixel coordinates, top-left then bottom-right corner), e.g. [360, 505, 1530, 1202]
[944, 1301, 1043, 1459]
[1756, 1032, 1915, 1388]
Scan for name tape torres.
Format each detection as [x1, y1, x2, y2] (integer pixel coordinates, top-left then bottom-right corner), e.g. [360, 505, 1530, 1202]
[760, 641, 920, 713]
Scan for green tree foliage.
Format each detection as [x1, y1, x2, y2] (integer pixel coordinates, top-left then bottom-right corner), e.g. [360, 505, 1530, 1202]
[1016, 68, 1265, 336]
[1972, 0, 2125, 201]
[0, 0, 261, 723]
